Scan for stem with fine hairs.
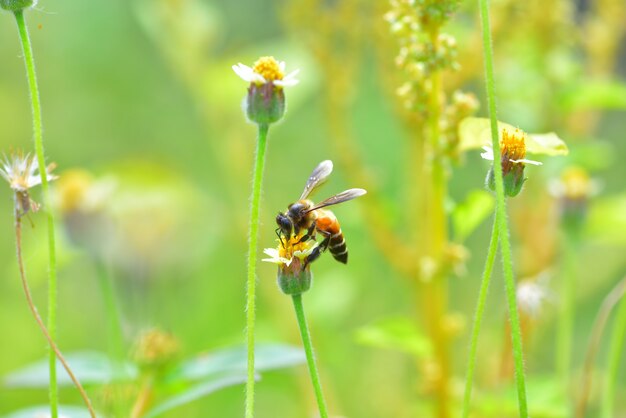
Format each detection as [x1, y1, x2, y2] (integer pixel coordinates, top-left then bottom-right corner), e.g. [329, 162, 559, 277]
[477, 0, 528, 415]
[14, 10, 60, 415]
[14, 206, 97, 418]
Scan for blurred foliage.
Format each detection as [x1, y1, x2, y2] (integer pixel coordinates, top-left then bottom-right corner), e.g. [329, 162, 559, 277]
[0, 0, 625, 417]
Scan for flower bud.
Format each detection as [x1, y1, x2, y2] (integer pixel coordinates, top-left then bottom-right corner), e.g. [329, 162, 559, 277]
[276, 257, 312, 295]
[0, 0, 36, 11]
[481, 128, 542, 198]
[232, 56, 299, 127]
[486, 163, 526, 198]
[246, 83, 285, 125]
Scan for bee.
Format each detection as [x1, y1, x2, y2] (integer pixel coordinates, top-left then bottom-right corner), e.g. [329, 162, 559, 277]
[276, 160, 366, 265]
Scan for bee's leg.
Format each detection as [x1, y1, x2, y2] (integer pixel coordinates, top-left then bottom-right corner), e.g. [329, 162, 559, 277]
[297, 221, 317, 243]
[275, 228, 285, 248]
[305, 230, 331, 266]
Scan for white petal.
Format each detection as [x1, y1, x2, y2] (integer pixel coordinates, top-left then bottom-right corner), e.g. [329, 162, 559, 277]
[250, 72, 267, 84]
[480, 146, 494, 161]
[511, 158, 543, 166]
[279, 61, 286, 72]
[263, 248, 280, 258]
[261, 257, 283, 265]
[232, 63, 254, 82]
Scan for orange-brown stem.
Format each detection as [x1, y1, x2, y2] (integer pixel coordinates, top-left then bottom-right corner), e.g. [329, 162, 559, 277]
[14, 207, 97, 418]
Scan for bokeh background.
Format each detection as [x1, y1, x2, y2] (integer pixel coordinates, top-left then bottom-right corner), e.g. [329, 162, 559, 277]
[0, 0, 625, 417]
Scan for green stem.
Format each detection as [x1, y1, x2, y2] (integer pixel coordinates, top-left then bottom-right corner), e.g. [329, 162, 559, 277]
[601, 284, 626, 418]
[14, 10, 60, 418]
[245, 123, 269, 418]
[462, 217, 499, 417]
[291, 294, 329, 418]
[477, 0, 528, 416]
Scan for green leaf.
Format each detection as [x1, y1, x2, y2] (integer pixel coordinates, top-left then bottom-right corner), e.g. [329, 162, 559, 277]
[3, 351, 137, 388]
[4, 405, 93, 418]
[558, 80, 626, 111]
[144, 372, 248, 418]
[354, 316, 431, 358]
[452, 190, 495, 242]
[165, 343, 305, 383]
[458, 117, 569, 156]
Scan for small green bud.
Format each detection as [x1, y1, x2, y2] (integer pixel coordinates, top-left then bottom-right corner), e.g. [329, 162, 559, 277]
[246, 83, 285, 126]
[277, 264, 312, 295]
[486, 164, 526, 198]
[0, 0, 36, 11]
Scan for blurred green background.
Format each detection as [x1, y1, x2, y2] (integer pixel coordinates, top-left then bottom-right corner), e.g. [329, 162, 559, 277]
[0, 0, 625, 417]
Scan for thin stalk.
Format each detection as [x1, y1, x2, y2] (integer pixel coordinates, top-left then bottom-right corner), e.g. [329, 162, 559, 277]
[291, 294, 329, 418]
[577, 278, 626, 418]
[462, 218, 499, 417]
[14, 10, 60, 417]
[601, 282, 626, 418]
[14, 209, 96, 418]
[245, 123, 269, 418]
[477, 0, 528, 416]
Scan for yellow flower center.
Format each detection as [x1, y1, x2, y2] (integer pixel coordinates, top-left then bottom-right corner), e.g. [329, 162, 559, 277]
[278, 231, 314, 260]
[501, 128, 527, 161]
[252, 56, 284, 82]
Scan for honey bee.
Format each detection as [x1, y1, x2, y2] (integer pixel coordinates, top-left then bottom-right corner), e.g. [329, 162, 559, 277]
[275, 160, 366, 265]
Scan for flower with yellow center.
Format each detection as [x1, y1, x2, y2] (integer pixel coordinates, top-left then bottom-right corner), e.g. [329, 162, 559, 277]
[0, 150, 57, 216]
[481, 128, 542, 197]
[480, 128, 542, 169]
[232, 56, 299, 88]
[233, 56, 299, 126]
[263, 232, 318, 295]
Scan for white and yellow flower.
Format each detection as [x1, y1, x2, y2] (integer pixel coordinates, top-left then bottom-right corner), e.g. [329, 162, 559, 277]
[232, 56, 299, 88]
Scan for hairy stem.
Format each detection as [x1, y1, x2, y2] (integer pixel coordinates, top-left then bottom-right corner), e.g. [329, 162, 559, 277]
[14, 210, 96, 418]
[292, 294, 329, 418]
[245, 123, 269, 418]
[462, 218, 499, 417]
[477, 0, 528, 415]
[14, 10, 60, 417]
[601, 280, 626, 418]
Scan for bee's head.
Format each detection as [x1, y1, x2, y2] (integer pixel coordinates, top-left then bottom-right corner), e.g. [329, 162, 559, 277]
[276, 212, 293, 236]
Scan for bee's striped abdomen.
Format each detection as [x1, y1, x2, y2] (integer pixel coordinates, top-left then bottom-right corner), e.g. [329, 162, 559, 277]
[315, 209, 348, 264]
[329, 230, 348, 263]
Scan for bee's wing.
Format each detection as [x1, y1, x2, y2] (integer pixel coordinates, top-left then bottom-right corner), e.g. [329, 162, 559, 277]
[305, 188, 367, 212]
[299, 160, 334, 200]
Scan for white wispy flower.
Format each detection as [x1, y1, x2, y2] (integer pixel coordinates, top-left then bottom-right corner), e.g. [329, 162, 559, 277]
[0, 151, 57, 192]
